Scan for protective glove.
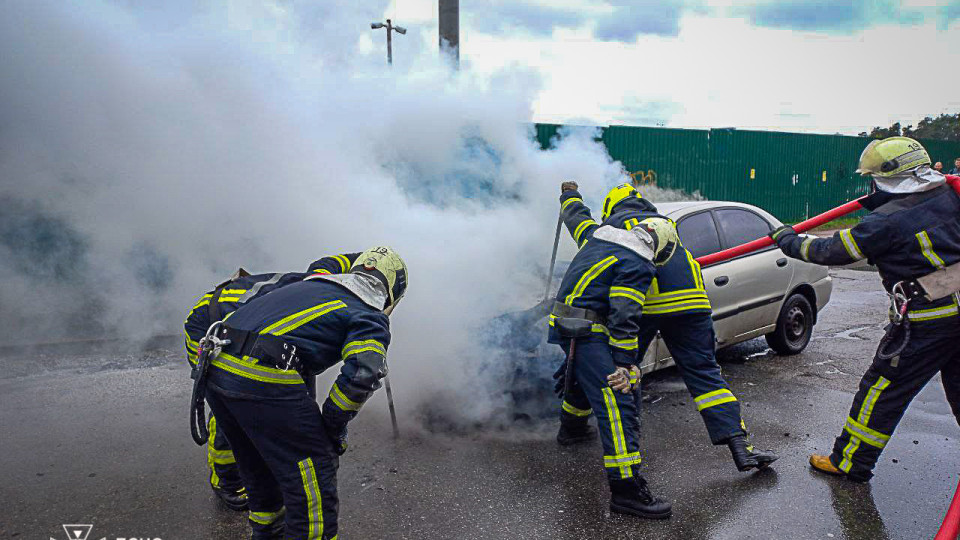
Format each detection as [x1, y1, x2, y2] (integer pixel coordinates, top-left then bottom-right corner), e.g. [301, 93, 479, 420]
[607, 365, 641, 394]
[768, 225, 798, 249]
[561, 180, 579, 193]
[323, 417, 348, 456]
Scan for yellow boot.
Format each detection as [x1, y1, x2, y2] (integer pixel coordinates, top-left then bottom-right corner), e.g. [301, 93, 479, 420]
[809, 454, 844, 476]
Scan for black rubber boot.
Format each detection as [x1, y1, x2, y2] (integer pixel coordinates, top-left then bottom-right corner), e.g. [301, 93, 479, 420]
[609, 475, 672, 519]
[556, 414, 596, 446]
[728, 435, 779, 472]
[212, 485, 249, 511]
[251, 519, 285, 540]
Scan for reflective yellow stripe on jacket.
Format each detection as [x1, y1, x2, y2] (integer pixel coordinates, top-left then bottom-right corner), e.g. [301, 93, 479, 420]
[564, 256, 618, 305]
[333, 254, 351, 273]
[643, 252, 711, 315]
[328, 383, 362, 412]
[644, 287, 711, 315]
[610, 286, 645, 305]
[260, 301, 346, 336]
[217, 288, 248, 303]
[916, 231, 945, 269]
[573, 219, 598, 247]
[907, 296, 959, 322]
[210, 352, 305, 385]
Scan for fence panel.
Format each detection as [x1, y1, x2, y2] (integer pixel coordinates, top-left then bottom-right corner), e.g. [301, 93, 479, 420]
[536, 123, 960, 223]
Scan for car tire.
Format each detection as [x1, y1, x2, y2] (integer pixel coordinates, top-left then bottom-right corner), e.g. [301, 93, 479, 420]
[765, 293, 814, 355]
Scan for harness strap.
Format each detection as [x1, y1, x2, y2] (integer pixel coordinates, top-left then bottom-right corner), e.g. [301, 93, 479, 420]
[207, 267, 252, 322]
[219, 326, 303, 372]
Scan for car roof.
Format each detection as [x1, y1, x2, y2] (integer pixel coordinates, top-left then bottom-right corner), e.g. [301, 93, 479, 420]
[654, 200, 782, 225]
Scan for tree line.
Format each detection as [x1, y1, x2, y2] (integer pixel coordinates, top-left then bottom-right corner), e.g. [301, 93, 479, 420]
[858, 112, 959, 141]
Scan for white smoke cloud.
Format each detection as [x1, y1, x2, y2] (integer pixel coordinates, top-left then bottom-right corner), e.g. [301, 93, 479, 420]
[0, 0, 683, 425]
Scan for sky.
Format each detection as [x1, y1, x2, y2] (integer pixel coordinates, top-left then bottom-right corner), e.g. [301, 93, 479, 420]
[384, 0, 960, 135]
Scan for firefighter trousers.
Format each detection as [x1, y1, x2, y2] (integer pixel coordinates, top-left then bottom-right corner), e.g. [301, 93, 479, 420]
[204, 376, 317, 494]
[206, 388, 340, 539]
[636, 312, 744, 444]
[206, 414, 243, 492]
[830, 319, 960, 481]
[560, 337, 644, 481]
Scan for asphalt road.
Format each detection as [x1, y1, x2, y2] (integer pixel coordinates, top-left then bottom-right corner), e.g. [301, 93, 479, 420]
[3, 268, 959, 540]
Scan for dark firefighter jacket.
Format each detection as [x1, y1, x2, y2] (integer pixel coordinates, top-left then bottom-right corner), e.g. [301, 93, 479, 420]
[206, 278, 391, 428]
[559, 190, 711, 315]
[548, 225, 657, 367]
[776, 184, 960, 325]
[183, 253, 360, 366]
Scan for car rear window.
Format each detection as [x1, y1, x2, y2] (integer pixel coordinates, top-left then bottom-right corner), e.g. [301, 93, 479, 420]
[715, 208, 772, 249]
[677, 211, 721, 258]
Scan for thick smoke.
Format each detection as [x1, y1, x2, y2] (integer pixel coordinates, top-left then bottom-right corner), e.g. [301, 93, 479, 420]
[0, 1, 691, 426]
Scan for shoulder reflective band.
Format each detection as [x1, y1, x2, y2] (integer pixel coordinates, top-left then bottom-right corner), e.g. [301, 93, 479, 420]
[238, 273, 284, 303]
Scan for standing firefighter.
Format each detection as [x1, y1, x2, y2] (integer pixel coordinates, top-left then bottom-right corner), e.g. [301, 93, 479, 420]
[548, 211, 679, 518]
[184, 253, 360, 510]
[770, 137, 960, 481]
[556, 182, 778, 473]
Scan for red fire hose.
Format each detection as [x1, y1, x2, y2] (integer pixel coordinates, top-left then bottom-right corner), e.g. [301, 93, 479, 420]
[696, 175, 960, 267]
[935, 478, 960, 540]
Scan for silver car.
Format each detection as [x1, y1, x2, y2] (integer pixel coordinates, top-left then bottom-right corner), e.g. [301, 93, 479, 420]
[637, 201, 833, 374]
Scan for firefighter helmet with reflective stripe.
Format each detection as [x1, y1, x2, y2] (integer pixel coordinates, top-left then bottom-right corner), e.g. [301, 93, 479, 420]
[351, 246, 408, 312]
[602, 183, 641, 221]
[638, 217, 679, 266]
[856, 137, 931, 177]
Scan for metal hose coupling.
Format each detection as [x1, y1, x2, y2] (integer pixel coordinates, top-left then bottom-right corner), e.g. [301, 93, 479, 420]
[190, 321, 231, 445]
[877, 283, 911, 362]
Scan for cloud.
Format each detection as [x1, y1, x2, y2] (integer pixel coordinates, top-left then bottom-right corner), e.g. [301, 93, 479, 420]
[594, 2, 687, 40]
[463, 0, 951, 42]
[601, 98, 685, 126]
[467, 2, 587, 37]
[939, 1, 960, 29]
[466, 0, 698, 41]
[734, 0, 929, 33]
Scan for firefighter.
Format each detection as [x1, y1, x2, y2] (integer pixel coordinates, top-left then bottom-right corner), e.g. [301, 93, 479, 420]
[548, 214, 679, 518]
[770, 137, 960, 481]
[184, 253, 360, 510]
[557, 182, 778, 472]
[196, 246, 406, 539]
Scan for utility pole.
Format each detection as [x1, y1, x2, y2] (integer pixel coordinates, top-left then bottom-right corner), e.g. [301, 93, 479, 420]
[370, 19, 407, 65]
[438, 0, 460, 68]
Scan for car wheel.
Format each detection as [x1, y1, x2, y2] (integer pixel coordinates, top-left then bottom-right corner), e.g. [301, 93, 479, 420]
[765, 293, 814, 355]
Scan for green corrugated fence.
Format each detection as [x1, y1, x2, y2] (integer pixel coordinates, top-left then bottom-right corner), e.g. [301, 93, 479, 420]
[535, 124, 960, 223]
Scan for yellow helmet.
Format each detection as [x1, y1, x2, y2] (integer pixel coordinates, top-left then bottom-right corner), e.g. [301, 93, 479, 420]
[351, 246, 408, 312]
[856, 137, 931, 177]
[638, 217, 679, 266]
[602, 183, 642, 221]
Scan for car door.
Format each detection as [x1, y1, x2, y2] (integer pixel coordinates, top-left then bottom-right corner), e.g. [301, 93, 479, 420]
[675, 210, 741, 347]
[711, 207, 794, 339]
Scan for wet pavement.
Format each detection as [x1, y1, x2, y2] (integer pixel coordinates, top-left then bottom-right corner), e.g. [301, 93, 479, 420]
[3, 268, 959, 539]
